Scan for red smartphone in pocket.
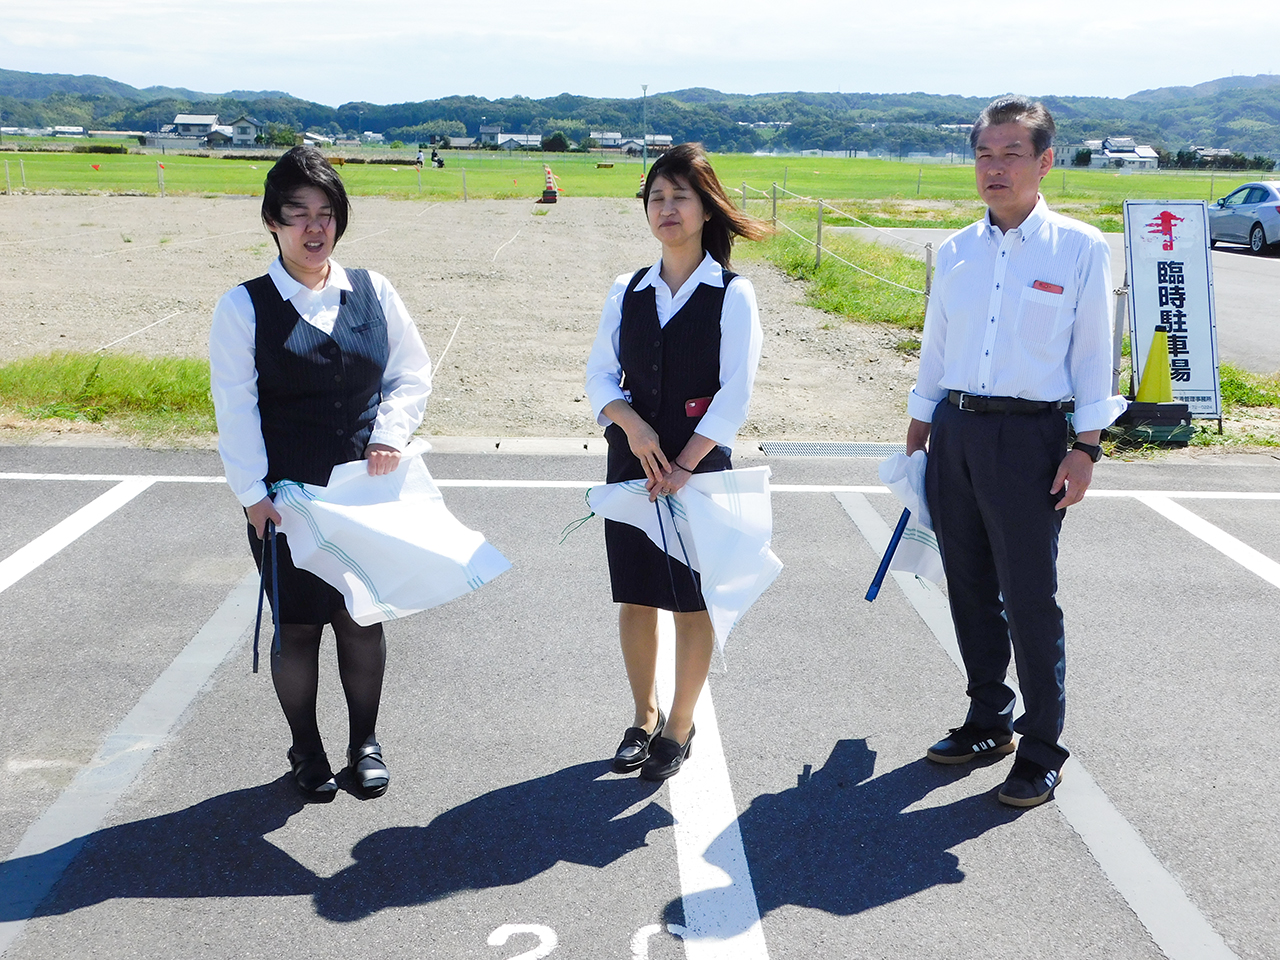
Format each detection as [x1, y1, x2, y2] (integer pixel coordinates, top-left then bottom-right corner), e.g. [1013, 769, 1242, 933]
[685, 396, 711, 418]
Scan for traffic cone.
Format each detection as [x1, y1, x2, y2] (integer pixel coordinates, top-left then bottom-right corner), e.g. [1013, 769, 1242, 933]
[538, 164, 558, 203]
[1135, 325, 1174, 402]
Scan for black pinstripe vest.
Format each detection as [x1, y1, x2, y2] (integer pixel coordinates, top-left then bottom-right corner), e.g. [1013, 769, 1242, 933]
[244, 268, 387, 488]
[616, 267, 734, 462]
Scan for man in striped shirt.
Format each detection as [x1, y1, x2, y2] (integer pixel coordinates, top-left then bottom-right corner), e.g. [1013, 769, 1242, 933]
[905, 96, 1127, 808]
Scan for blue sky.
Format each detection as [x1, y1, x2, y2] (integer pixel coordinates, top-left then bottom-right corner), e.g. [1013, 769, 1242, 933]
[2, 0, 1277, 106]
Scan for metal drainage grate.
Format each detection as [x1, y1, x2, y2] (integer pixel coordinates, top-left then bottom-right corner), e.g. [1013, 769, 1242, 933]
[758, 441, 907, 458]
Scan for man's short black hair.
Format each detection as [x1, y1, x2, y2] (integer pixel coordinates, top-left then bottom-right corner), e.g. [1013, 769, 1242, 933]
[261, 146, 351, 249]
[970, 96, 1056, 155]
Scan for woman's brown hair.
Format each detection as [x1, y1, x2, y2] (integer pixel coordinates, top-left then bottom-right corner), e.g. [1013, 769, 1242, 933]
[642, 143, 767, 269]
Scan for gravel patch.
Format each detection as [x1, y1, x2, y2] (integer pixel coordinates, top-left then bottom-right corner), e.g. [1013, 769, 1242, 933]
[0, 194, 920, 446]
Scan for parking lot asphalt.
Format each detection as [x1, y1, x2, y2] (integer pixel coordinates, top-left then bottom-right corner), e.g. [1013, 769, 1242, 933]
[1, 444, 1276, 960]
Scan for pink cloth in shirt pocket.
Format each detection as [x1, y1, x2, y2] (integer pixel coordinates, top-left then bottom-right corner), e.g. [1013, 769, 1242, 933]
[1016, 285, 1067, 346]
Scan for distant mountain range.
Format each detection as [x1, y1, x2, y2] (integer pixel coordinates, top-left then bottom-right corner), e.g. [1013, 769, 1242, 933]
[2, 67, 1277, 157]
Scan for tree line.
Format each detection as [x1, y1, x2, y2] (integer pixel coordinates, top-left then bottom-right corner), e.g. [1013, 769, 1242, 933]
[2, 71, 1278, 158]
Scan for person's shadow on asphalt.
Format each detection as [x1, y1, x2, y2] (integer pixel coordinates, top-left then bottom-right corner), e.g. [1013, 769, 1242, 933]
[1, 761, 669, 922]
[5, 741, 1015, 928]
[664, 738, 1022, 935]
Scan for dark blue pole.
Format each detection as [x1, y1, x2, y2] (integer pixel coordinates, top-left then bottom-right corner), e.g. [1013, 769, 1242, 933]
[865, 508, 910, 602]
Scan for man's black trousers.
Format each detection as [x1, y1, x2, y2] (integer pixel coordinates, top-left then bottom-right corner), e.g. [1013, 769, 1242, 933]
[925, 399, 1071, 770]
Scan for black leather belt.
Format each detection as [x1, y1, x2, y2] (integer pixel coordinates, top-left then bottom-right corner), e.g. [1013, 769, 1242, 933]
[947, 391, 1063, 414]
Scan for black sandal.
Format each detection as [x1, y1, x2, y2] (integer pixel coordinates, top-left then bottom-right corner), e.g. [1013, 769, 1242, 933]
[287, 747, 338, 800]
[348, 739, 390, 797]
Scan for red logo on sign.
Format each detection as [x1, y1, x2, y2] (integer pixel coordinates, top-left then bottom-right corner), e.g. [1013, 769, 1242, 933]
[1146, 211, 1184, 251]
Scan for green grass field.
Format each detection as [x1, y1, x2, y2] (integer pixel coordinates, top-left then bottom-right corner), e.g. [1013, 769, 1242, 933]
[1, 148, 1256, 207]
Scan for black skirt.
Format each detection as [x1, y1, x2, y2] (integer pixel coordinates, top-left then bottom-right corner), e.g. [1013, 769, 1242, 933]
[603, 423, 732, 611]
[247, 522, 346, 625]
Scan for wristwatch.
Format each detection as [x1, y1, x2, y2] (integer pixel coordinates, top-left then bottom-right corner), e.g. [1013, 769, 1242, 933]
[1071, 441, 1103, 463]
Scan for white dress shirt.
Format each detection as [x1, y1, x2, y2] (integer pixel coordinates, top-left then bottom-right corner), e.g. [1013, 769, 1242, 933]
[907, 197, 1127, 434]
[209, 258, 433, 508]
[585, 252, 762, 450]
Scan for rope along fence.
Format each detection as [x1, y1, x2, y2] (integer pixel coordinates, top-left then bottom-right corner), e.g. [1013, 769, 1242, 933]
[735, 181, 934, 301]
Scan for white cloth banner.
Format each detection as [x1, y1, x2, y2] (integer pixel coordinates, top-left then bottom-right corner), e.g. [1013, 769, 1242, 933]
[878, 452, 945, 584]
[586, 466, 783, 651]
[272, 440, 511, 626]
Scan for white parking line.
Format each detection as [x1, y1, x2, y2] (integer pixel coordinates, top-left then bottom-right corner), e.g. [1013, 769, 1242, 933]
[1137, 493, 1280, 588]
[656, 613, 770, 960]
[0, 478, 156, 595]
[835, 492, 1240, 960]
[0, 569, 260, 957]
[5, 471, 1280, 501]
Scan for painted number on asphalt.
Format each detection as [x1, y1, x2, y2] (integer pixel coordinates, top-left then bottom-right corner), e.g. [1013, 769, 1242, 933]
[487, 924, 557, 960]
[487, 923, 688, 960]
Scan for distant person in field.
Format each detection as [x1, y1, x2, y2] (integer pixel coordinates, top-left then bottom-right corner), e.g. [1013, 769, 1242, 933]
[585, 143, 767, 781]
[431, 148, 443, 168]
[415, 149, 424, 170]
[209, 146, 432, 801]
[905, 96, 1126, 807]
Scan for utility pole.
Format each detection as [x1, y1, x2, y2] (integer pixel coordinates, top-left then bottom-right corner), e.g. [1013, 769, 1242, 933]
[641, 84, 648, 177]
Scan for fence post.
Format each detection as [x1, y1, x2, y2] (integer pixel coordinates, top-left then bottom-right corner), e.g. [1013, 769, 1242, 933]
[771, 182, 777, 227]
[4, 160, 10, 196]
[1112, 266, 1129, 397]
[815, 199, 823, 268]
[741, 181, 747, 211]
[157, 161, 165, 197]
[417, 167, 422, 194]
[783, 166, 787, 191]
[916, 167, 922, 195]
[924, 242, 934, 299]
[462, 169, 468, 201]
[20, 159, 26, 188]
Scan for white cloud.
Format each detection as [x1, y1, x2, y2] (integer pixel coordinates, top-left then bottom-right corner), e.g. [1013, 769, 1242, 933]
[1, 0, 1277, 104]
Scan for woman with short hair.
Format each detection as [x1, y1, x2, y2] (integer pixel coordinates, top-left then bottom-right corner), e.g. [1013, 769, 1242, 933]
[210, 146, 432, 799]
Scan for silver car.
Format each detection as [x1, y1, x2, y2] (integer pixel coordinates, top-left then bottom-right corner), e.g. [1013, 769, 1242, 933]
[1208, 181, 1280, 254]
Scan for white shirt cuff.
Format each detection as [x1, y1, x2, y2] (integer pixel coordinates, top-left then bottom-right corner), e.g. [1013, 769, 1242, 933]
[692, 412, 738, 450]
[1072, 395, 1129, 434]
[907, 388, 944, 423]
[236, 479, 269, 509]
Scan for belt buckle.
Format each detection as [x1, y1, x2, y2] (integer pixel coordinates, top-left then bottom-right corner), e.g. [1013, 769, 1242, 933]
[957, 393, 979, 413]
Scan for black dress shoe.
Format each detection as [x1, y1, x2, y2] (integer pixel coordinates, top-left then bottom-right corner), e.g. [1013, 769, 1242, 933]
[612, 709, 666, 773]
[347, 739, 390, 798]
[287, 747, 338, 800]
[640, 725, 695, 781]
[926, 722, 1015, 765]
[998, 757, 1062, 808]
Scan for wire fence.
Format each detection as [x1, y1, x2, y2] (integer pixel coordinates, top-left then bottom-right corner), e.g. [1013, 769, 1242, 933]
[734, 180, 934, 301]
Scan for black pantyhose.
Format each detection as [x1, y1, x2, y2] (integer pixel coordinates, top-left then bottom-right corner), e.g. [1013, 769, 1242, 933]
[332, 606, 386, 751]
[270, 607, 386, 758]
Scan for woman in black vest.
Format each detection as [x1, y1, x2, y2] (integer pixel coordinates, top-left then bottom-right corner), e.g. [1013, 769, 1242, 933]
[585, 143, 766, 781]
[210, 147, 432, 800]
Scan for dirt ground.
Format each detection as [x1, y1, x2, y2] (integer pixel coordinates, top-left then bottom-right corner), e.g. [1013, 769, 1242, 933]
[0, 193, 922, 446]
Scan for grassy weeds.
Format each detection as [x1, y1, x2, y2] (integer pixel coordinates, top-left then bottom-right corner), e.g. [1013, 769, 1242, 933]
[1219, 363, 1280, 407]
[743, 229, 927, 329]
[0, 352, 215, 438]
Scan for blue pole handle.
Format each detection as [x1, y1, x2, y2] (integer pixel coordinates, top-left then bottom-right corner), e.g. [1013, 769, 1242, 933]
[866, 508, 911, 602]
